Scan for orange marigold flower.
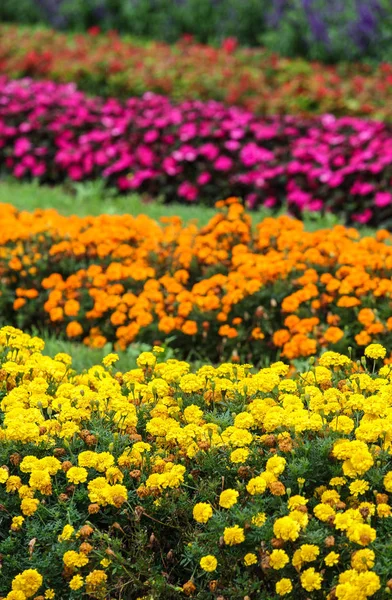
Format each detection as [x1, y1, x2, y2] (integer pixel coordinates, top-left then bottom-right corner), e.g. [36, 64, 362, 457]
[49, 307, 64, 322]
[323, 327, 344, 344]
[13, 298, 26, 310]
[66, 321, 83, 338]
[273, 329, 290, 347]
[355, 331, 371, 346]
[182, 320, 198, 335]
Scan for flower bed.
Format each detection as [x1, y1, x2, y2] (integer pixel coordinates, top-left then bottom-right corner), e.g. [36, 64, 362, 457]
[1, 25, 392, 120]
[2, 78, 392, 224]
[0, 325, 391, 599]
[2, 198, 392, 363]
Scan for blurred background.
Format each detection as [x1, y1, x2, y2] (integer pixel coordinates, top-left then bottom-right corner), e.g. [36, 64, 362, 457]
[2, 0, 392, 63]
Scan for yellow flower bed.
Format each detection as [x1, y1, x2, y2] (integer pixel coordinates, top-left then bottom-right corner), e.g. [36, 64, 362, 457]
[1, 326, 392, 599]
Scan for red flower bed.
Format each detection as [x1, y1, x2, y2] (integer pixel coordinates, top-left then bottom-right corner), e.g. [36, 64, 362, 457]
[2, 77, 392, 225]
[1, 25, 392, 119]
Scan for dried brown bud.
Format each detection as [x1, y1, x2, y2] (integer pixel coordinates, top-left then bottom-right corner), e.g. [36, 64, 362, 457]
[263, 435, 276, 448]
[376, 493, 388, 505]
[269, 482, 286, 496]
[325, 536, 335, 547]
[182, 581, 196, 596]
[61, 461, 72, 473]
[197, 441, 210, 450]
[79, 525, 94, 538]
[278, 438, 293, 453]
[79, 429, 90, 440]
[237, 466, 251, 479]
[271, 538, 285, 549]
[53, 448, 66, 458]
[359, 507, 370, 519]
[320, 380, 333, 391]
[88, 503, 100, 514]
[85, 435, 97, 446]
[9, 453, 21, 466]
[79, 542, 93, 555]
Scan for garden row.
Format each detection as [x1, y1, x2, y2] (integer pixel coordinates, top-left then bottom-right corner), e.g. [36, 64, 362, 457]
[2, 0, 390, 63]
[0, 325, 391, 599]
[2, 78, 392, 225]
[2, 198, 392, 364]
[1, 25, 392, 119]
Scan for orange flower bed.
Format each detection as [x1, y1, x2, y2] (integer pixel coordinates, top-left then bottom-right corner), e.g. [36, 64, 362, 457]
[1, 198, 391, 363]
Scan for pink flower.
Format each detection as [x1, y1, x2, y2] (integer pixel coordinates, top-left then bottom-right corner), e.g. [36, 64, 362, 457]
[178, 181, 198, 202]
[352, 209, 373, 224]
[197, 172, 211, 185]
[14, 137, 31, 157]
[375, 192, 392, 207]
[214, 156, 233, 171]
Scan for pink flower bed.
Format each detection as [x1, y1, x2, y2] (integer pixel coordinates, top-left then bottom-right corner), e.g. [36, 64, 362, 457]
[1, 77, 392, 224]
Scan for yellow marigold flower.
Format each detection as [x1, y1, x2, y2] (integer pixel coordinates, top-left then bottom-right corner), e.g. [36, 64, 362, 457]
[6, 475, 22, 493]
[364, 344, 386, 360]
[69, 575, 84, 591]
[85, 570, 107, 590]
[275, 578, 293, 596]
[223, 525, 245, 546]
[6, 591, 26, 600]
[351, 549, 375, 572]
[300, 567, 323, 591]
[377, 503, 391, 518]
[199, 555, 217, 572]
[102, 353, 119, 367]
[330, 477, 346, 487]
[251, 512, 267, 527]
[383, 471, 392, 492]
[229, 448, 249, 463]
[273, 516, 300, 541]
[44, 590, 55, 599]
[346, 523, 376, 546]
[20, 498, 40, 517]
[349, 479, 370, 497]
[78, 451, 98, 469]
[136, 352, 156, 368]
[313, 503, 336, 522]
[11, 569, 43, 598]
[0, 467, 9, 483]
[219, 489, 239, 509]
[58, 524, 74, 542]
[63, 550, 89, 568]
[287, 495, 308, 510]
[269, 549, 289, 570]
[325, 551, 340, 566]
[10, 516, 24, 531]
[299, 544, 319, 562]
[244, 553, 257, 566]
[193, 502, 213, 524]
[66, 466, 88, 485]
[100, 558, 111, 568]
[246, 476, 267, 495]
[266, 455, 286, 476]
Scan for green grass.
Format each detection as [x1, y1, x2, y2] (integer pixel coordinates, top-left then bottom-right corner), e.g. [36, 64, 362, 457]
[40, 331, 177, 372]
[0, 177, 372, 232]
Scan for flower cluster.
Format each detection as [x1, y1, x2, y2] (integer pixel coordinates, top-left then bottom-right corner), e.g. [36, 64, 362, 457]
[2, 198, 392, 362]
[1, 326, 392, 598]
[1, 25, 392, 120]
[2, 77, 392, 223]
